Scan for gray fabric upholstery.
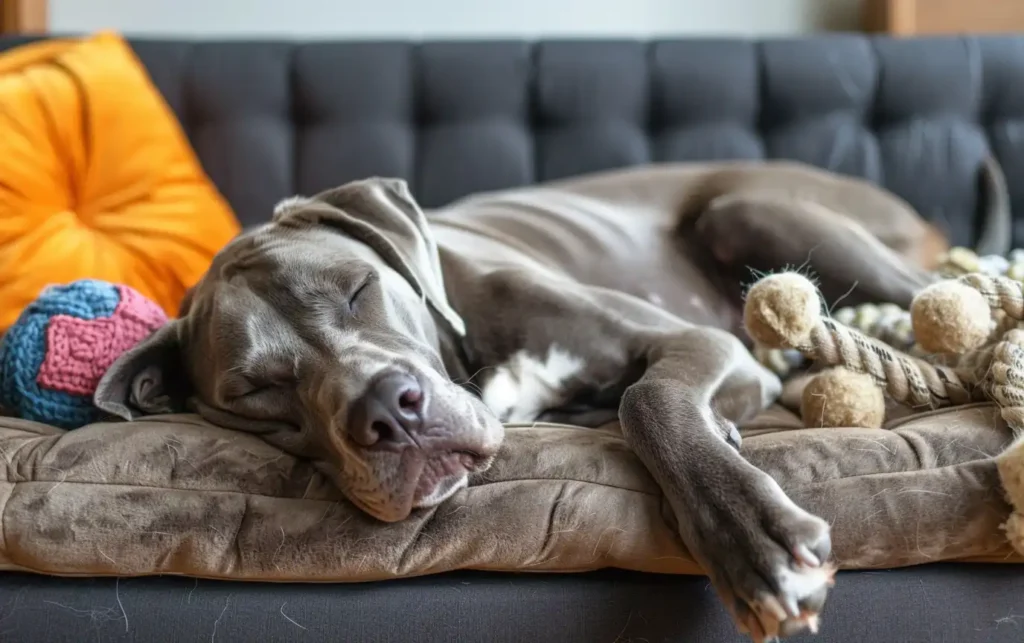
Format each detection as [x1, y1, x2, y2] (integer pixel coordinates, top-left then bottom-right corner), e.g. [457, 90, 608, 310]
[6, 36, 1019, 245]
[131, 37, 1024, 248]
[1, 33, 1023, 642]
[1, 565, 1022, 642]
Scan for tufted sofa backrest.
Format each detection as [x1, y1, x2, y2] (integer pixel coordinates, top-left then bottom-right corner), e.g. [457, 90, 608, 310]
[3, 35, 1023, 247]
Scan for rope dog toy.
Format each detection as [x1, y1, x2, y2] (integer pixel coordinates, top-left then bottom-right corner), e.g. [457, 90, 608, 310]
[939, 249, 1024, 557]
[757, 301, 916, 377]
[743, 272, 976, 428]
[980, 329, 1024, 558]
[756, 245, 1024, 377]
[912, 274, 1024, 354]
[743, 249, 1024, 557]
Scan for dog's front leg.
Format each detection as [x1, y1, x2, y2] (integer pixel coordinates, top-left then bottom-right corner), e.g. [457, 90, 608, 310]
[465, 272, 832, 640]
[619, 326, 833, 642]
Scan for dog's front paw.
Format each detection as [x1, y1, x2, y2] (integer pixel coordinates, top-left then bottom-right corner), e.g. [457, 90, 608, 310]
[689, 469, 834, 642]
[738, 558, 835, 642]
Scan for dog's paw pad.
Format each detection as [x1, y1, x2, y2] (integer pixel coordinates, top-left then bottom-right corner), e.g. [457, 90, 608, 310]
[777, 561, 836, 602]
[744, 562, 836, 641]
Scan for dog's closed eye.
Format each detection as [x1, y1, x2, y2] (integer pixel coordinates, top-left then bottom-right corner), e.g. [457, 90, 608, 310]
[227, 370, 298, 402]
[348, 273, 377, 307]
[237, 381, 278, 398]
[223, 382, 271, 403]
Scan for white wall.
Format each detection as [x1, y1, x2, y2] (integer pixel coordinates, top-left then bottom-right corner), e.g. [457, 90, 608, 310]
[51, 0, 863, 38]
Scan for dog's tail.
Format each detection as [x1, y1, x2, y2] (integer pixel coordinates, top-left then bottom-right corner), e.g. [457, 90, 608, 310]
[974, 154, 1013, 257]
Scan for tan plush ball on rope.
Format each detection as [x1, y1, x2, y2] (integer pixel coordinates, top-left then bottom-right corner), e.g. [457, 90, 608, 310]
[910, 281, 992, 354]
[801, 367, 886, 429]
[743, 273, 822, 349]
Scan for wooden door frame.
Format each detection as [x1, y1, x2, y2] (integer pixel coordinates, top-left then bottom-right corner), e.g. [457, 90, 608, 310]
[1, 0, 47, 35]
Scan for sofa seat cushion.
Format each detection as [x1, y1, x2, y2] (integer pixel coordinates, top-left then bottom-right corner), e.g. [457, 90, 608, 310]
[0, 403, 1016, 581]
[0, 31, 240, 331]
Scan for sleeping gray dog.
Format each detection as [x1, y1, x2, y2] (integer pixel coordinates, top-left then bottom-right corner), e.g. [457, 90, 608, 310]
[95, 160, 1008, 642]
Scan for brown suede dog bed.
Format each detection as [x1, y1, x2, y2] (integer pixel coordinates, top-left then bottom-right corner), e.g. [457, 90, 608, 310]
[0, 402, 1017, 580]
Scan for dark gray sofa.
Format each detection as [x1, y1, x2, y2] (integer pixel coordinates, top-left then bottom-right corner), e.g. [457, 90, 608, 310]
[1, 34, 1023, 642]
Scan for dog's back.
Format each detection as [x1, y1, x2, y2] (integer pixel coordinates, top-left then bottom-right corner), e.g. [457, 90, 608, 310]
[427, 161, 956, 333]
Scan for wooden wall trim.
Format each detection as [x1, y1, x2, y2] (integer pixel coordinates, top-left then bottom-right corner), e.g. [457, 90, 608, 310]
[864, 0, 1024, 35]
[863, 0, 915, 35]
[1, 0, 48, 35]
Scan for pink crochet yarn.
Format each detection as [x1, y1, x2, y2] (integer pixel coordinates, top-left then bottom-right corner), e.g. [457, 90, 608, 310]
[36, 285, 168, 396]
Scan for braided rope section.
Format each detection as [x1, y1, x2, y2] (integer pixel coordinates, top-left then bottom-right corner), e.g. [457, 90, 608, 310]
[951, 342, 997, 383]
[983, 329, 1024, 433]
[833, 302, 914, 350]
[958, 274, 1024, 322]
[757, 302, 915, 376]
[991, 311, 1022, 343]
[788, 318, 975, 409]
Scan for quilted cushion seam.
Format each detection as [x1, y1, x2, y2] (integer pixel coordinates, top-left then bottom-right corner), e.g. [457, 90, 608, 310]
[782, 457, 996, 491]
[0, 481, 10, 563]
[536, 481, 567, 565]
[6, 475, 658, 500]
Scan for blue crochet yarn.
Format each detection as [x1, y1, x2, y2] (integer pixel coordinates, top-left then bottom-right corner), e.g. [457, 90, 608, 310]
[0, 280, 121, 429]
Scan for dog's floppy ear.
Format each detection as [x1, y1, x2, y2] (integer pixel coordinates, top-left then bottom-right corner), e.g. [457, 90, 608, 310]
[273, 177, 467, 336]
[94, 321, 191, 420]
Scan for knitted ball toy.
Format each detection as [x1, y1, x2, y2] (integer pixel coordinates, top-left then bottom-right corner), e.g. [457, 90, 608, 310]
[0, 280, 168, 429]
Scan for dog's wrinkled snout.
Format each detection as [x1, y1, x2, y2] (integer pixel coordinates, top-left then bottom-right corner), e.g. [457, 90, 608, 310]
[349, 372, 426, 447]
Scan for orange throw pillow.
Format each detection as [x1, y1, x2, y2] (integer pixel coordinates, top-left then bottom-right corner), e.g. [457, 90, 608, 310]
[0, 31, 240, 330]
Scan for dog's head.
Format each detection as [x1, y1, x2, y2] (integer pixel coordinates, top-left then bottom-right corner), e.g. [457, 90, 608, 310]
[95, 177, 504, 522]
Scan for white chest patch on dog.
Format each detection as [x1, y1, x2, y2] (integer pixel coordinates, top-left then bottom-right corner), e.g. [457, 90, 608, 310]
[480, 346, 585, 423]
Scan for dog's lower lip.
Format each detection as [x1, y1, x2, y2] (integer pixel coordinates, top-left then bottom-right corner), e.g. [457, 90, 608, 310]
[453, 449, 489, 468]
[411, 451, 474, 502]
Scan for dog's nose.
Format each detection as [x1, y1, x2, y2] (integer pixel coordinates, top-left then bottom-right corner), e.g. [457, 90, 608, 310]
[349, 373, 425, 447]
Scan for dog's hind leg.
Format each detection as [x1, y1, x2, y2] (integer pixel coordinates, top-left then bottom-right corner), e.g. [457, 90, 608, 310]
[692, 195, 938, 311]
